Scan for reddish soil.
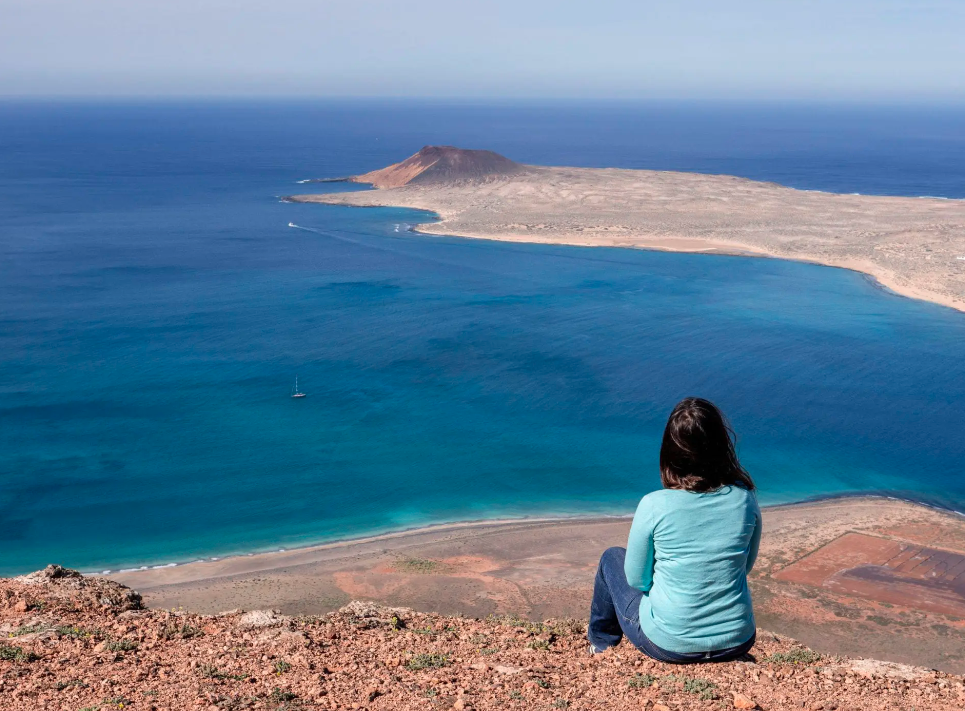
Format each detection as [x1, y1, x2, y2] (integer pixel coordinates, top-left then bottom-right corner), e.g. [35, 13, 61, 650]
[775, 532, 965, 618]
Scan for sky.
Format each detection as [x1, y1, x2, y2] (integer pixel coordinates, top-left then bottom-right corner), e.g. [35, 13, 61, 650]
[1, 0, 964, 101]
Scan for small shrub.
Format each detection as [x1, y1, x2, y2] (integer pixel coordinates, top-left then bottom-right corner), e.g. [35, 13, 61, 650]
[535, 678, 550, 688]
[199, 664, 221, 678]
[199, 664, 249, 681]
[526, 639, 551, 651]
[509, 690, 523, 700]
[274, 659, 292, 674]
[766, 648, 821, 665]
[54, 625, 93, 639]
[553, 701, 570, 709]
[406, 652, 450, 670]
[423, 688, 438, 698]
[181, 623, 203, 638]
[0, 643, 38, 662]
[479, 647, 498, 655]
[11, 623, 44, 636]
[628, 673, 658, 688]
[683, 677, 717, 699]
[269, 687, 297, 702]
[161, 623, 203, 640]
[488, 613, 547, 634]
[55, 679, 88, 690]
[102, 696, 133, 708]
[106, 639, 138, 652]
[546, 618, 584, 636]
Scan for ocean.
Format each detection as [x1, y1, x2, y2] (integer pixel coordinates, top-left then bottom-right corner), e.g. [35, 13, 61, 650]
[1, 100, 964, 575]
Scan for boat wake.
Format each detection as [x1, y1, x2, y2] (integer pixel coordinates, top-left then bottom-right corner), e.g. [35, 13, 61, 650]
[286, 222, 370, 247]
[285, 221, 492, 273]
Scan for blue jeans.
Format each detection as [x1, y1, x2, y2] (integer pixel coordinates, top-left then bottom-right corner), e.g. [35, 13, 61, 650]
[588, 547, 755, 663]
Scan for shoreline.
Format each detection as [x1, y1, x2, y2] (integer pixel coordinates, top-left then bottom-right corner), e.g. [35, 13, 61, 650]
[294, 199, 960, 312]
[104, 492, 961, 590]
[407, 213, 965, 315]
[294, 197, 947, 310]
[104, 493, 965, 672]
[89, 512, 629, 578]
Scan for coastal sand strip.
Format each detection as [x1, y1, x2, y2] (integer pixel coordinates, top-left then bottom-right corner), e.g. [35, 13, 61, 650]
[112, 497, 965, 673]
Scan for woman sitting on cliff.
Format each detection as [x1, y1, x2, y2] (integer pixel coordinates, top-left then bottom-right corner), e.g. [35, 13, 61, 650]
[588, 397, 761, 662]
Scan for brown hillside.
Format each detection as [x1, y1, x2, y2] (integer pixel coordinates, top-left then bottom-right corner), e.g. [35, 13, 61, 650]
[2, 566, 964, 710]
[352, 146, 523, 188]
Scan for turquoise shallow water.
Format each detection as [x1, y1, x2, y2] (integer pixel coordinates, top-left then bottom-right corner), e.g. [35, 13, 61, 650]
[1, 101, 965, 575]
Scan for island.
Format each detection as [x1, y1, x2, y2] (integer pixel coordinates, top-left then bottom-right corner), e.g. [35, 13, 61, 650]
[288, 146, 965, 312]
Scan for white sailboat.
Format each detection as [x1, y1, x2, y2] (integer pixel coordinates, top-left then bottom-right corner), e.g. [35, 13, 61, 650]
[291, 377, 306, 398]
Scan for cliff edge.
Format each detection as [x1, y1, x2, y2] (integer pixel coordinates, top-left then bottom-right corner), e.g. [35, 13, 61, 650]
[1, 566, 962, 710]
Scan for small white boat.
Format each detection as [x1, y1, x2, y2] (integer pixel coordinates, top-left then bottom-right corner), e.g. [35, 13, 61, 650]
[288, 222, 297, 228]
[958, 256, 965, 260]
[291, 377, 306, 398]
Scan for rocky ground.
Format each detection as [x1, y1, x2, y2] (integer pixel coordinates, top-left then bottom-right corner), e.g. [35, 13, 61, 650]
[2, 566, 963, 711]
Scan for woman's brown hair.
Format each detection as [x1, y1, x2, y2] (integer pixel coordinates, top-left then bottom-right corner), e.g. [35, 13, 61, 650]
[659, 397, 755, 492]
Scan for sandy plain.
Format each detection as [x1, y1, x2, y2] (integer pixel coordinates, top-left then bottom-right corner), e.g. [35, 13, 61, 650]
[113, 497, 965, 674]
[290, 164, 965, 312]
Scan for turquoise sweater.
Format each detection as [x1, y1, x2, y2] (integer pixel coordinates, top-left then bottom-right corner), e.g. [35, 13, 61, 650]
[624, 486, 761, 653]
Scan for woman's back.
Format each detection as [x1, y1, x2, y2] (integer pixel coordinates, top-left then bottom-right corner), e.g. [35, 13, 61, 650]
[625, 486, 761, 653]
[587, 397, 760, 661]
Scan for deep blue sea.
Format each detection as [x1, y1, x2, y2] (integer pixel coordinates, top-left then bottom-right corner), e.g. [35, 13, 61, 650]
[2, 100, 965, 575]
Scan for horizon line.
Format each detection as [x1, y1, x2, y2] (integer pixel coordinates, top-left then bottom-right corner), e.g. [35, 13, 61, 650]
[2, 95, 965, 108]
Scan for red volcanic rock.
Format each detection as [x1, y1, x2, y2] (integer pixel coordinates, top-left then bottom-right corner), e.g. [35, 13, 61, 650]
[352, 146, 523, 188]
[732, 691, 759, 708]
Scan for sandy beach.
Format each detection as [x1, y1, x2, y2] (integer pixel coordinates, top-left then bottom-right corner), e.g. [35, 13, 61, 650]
[112, 497, 965, 673]
[289, 157, 965, 313]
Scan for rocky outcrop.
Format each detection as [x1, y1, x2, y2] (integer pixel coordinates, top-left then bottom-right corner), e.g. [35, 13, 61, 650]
[237, 609, 289, 629]
[6, 563, 142, 611]
[0, 567, 962, 710]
